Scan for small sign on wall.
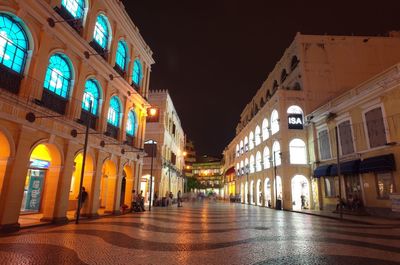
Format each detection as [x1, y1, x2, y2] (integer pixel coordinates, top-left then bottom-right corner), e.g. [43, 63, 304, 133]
[288, 113, 304, 130]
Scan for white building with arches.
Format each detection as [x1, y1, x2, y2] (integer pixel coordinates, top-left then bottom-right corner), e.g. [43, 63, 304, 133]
[0, 0, 154, 232]
[223, 32, 400, 211]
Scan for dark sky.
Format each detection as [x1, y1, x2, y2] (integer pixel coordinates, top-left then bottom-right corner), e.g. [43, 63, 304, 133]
[124, 1, 400, 157]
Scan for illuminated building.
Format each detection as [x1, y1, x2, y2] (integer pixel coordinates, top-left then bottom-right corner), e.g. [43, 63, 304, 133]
[224, 32, 400, 210]
[0, 0, 154, 232]
[192, 156, 223, 197]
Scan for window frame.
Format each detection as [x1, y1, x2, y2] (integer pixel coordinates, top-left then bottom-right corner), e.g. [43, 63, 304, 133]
[317, 126, 332, 161]
[81, 79, 100, 116]
[107, 96, 122, 127]
[289, 138, 307, 165]
[93, 14, 110, 49]
[43, 53, 72, 99]
[271, 109, 279, 135]
[115, 40, 128, 72]
[362, 103, 390, 150]
[61, 0, 85, 19]
[126, 110, 137, 136]
[337, 118, 356, 156]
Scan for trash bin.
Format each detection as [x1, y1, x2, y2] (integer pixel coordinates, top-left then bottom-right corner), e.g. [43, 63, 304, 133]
[276, 199, 282, 210]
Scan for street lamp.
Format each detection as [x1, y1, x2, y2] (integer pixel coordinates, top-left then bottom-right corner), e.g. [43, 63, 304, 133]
[144, 139, 157, 211]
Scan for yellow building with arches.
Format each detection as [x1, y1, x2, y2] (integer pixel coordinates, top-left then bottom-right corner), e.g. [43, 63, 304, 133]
[0, 0, 154, 232]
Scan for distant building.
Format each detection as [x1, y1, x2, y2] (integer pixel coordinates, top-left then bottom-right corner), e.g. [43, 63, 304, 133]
[184, 139, 196, 178]
[192, 156, 223, 196]
[143, 90, 186, 202]
[0, 0, 154, 232]
[307, 63, 400, 217]
[223, 32, 400, 212]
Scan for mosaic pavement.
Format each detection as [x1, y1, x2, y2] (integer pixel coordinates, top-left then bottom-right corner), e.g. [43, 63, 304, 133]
[1, 201, 400, 265]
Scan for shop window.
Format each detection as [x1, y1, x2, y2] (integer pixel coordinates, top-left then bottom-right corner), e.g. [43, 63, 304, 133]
[324, 177, 336, 197]
[318, 129, 331, 160]
[338, 120, 355, 155]
[365, 107, 387, 148]
[376, 172, 395, 199]
[289, 138, 307, 164]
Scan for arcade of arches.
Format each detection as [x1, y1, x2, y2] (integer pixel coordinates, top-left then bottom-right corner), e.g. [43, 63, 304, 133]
[0, 128, 142, 232]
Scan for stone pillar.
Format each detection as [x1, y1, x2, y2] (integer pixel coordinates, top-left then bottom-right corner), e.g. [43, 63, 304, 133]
[0, 127, 35, 232]
[86, 150, 107, 218]
[109, 159, 124, 215]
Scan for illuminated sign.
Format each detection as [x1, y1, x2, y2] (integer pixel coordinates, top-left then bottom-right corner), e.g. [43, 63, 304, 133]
[288, 114, 304, 130]
[30, 159, 50, 169]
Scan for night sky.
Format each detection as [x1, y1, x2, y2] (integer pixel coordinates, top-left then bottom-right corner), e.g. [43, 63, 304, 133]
[124, 1, 400, 157]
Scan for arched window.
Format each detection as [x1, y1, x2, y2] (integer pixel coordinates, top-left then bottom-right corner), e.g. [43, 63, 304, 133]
[107, 96, 121, 127]
[240, 140, 244, 154]
[93, 15, 109, 49]
[82, 79, 100, 115]
[43, 54, 72, 98]
[115, 40, 127, 72]
[255, 125, 261, 146]
[287, 105, 303, 115]
[271, 110, 279, 135]
[245, 158, 249, 173]
[0, 14, 29, 73]
[262, 118, 269, 141]
[126, 110, 137, 136]
[263, 147, 270, 169]
[256, 151, 262, 172]
[244, 136, 249, 152]
[291, 55, 299, 70]
[281, 69, 287, 83]
[272, 141, 281, 166]
[249, 131, 254, 150]
[240, 160, 244, 175]
[236, 163, 240, 176]
[249, 155, 255, 173]
[132, 59, 143, 86]
[236, 144, 239, 157]
[289, 138, 307, 164]
[61, 0, 85, 19]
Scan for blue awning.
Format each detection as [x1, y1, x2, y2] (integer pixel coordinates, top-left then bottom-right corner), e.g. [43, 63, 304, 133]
[359, 154, 396, 173]
[314, 164, 333, 178]
[330, 159, 360, 176]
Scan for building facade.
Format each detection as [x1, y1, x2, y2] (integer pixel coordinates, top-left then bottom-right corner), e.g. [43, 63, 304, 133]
[192, 156, 223, 197]
[184, 139, 196, 179]
[142, 90, 186, 202]
[0, 0, 154, 232]
[224, 32, 400, 211]
[308, 64, 400, 217]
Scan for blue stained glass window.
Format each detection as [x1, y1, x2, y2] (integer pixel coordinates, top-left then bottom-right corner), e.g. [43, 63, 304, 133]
[115, 40, 127, 70]
[82, 79, 100, 115]
[132, 59, 142, 86]
[43, 54, 72, 98]
[93, 15, 109, 49]
[107, 96, 121, 127]
[0, 14, 28, 73]
[61, 0, 85, 19]
[126, 110, 136, 136]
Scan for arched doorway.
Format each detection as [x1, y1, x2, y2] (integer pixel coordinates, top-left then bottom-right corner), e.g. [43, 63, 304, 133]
[100, 159, 117, 213]
[0, 131, 11, 196]
[69, 153, 94, 212]
[244, 182, 248, 204]
[264, 178, 272, 207]
[21, 143, 62, 219]
[120, 172, 126, 207]
[291, 175, 310, 211]
[141, 174, 154, 205]
[122, 164, 134, 207]
[250, 180, 254, 204]
[240, 183, 244, 203]
[276, 176, 283, 209]
[256, 179, 262, 205]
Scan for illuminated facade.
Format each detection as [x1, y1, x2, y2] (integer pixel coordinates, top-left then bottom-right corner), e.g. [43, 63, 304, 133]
[192, 156, 223, 196]
[0, 0, 154, 232]
[308, 64, 400, 217]
[224, 32, 400, 211]
[142, 90, 186, 201]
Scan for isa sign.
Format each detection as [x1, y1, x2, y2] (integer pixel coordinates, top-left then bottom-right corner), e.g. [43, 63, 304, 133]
[288, 114, 303, 130]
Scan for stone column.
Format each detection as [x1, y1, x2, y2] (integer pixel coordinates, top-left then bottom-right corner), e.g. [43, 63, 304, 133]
[86, 150, 107, 218]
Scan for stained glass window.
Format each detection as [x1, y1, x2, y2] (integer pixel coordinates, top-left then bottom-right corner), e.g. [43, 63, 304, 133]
[107, 96, 121, 127]
[132, 59, 142, 85]
[61, 0, 85, 19]
[82, 79, 100, 115]
[115, 40, 127, 71]
[0, 14, 28, 73]
[93, 15, 109, 49]
[43, 54, 72, 98]
[126, 110, 136, 136]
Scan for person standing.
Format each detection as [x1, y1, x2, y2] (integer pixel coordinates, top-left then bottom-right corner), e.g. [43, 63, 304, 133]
[131, 190, 137, 212]
[139, 190, 145, 211]
[177, 190, 182, 207]
[77, 187, 88, 214]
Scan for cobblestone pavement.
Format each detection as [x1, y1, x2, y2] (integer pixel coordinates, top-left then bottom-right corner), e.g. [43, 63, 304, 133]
[1, 202, 400, 265]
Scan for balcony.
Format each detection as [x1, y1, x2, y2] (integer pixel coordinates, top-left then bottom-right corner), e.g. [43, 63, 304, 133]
[54, 6, 83, 34]
[89, 41, 108, 60]
[79, 109, 97, 129]
[39, 90, 68, 115]
[106, 123, 119, 139]
[0, 64, 23, 94]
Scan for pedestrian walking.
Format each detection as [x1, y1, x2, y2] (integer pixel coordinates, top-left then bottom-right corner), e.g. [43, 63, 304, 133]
[177, 190, 182, 207]
[77, 187, 88, 214]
